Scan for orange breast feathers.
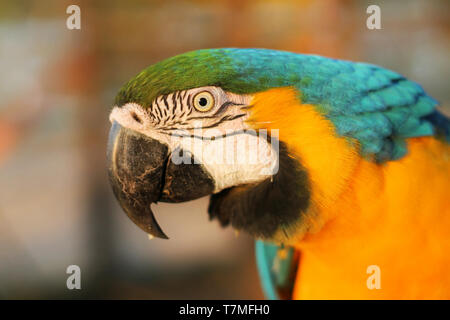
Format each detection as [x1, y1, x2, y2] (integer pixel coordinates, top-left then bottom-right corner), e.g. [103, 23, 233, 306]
[248, 87, 450, 299]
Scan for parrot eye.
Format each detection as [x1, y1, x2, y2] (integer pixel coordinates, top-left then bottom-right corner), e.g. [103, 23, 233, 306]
[193, 91, 215, 112]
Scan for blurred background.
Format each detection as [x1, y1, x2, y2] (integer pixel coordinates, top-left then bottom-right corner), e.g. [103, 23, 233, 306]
[0, 0, 449, 299]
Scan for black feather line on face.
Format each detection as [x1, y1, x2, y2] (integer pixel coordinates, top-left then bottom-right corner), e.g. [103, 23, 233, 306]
[177, 91, 183, 113]
[172, 92, 178, 112]
[186, 93, 192, 109]
[208, 141, 310, 239]
[154, 100, 163, 119]
[162, 97, 168, 117]
[163, 95, 169, 110]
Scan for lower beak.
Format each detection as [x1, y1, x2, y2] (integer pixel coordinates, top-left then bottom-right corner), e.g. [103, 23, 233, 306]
[107, 121, 169, 239]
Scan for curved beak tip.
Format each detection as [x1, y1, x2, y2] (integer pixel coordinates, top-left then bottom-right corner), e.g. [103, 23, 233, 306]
[145, 206, 169, 239]
[128, 204, 170, 240]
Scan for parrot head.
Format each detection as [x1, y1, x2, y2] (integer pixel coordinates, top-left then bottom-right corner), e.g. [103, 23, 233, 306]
[107, 49, 311, 241]
[107, 48, 438, 242]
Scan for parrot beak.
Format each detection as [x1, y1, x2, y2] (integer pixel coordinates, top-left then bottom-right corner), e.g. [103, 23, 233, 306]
[107, 121, 215, 239]
[107, 121, 169, 239]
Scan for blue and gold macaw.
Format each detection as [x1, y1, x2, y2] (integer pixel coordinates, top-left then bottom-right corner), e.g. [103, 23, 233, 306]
[107, 49, 450, 299]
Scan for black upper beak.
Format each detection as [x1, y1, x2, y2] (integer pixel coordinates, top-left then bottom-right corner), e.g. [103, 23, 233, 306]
[107, 121, 169, 239]
[107, 121, 216, 239]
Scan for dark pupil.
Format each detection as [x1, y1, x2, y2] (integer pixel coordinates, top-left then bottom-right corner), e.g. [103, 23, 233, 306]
[199, 97, 208, 107]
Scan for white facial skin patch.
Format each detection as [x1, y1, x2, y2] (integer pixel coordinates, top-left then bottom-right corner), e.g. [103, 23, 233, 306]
[109, 86, 279, 193]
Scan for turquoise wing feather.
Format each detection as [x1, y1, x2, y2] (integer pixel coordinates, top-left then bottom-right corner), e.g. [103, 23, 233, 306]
[255, 240, 298, 300]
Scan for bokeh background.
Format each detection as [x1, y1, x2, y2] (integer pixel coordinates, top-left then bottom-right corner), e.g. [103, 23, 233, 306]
[0, 0, 449, 299]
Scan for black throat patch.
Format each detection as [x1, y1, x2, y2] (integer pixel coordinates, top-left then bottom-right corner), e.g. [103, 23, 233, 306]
[208, 141, 310, 239]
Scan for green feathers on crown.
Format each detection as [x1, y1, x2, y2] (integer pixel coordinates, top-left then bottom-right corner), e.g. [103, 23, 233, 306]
[114, 48, 305, 108]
